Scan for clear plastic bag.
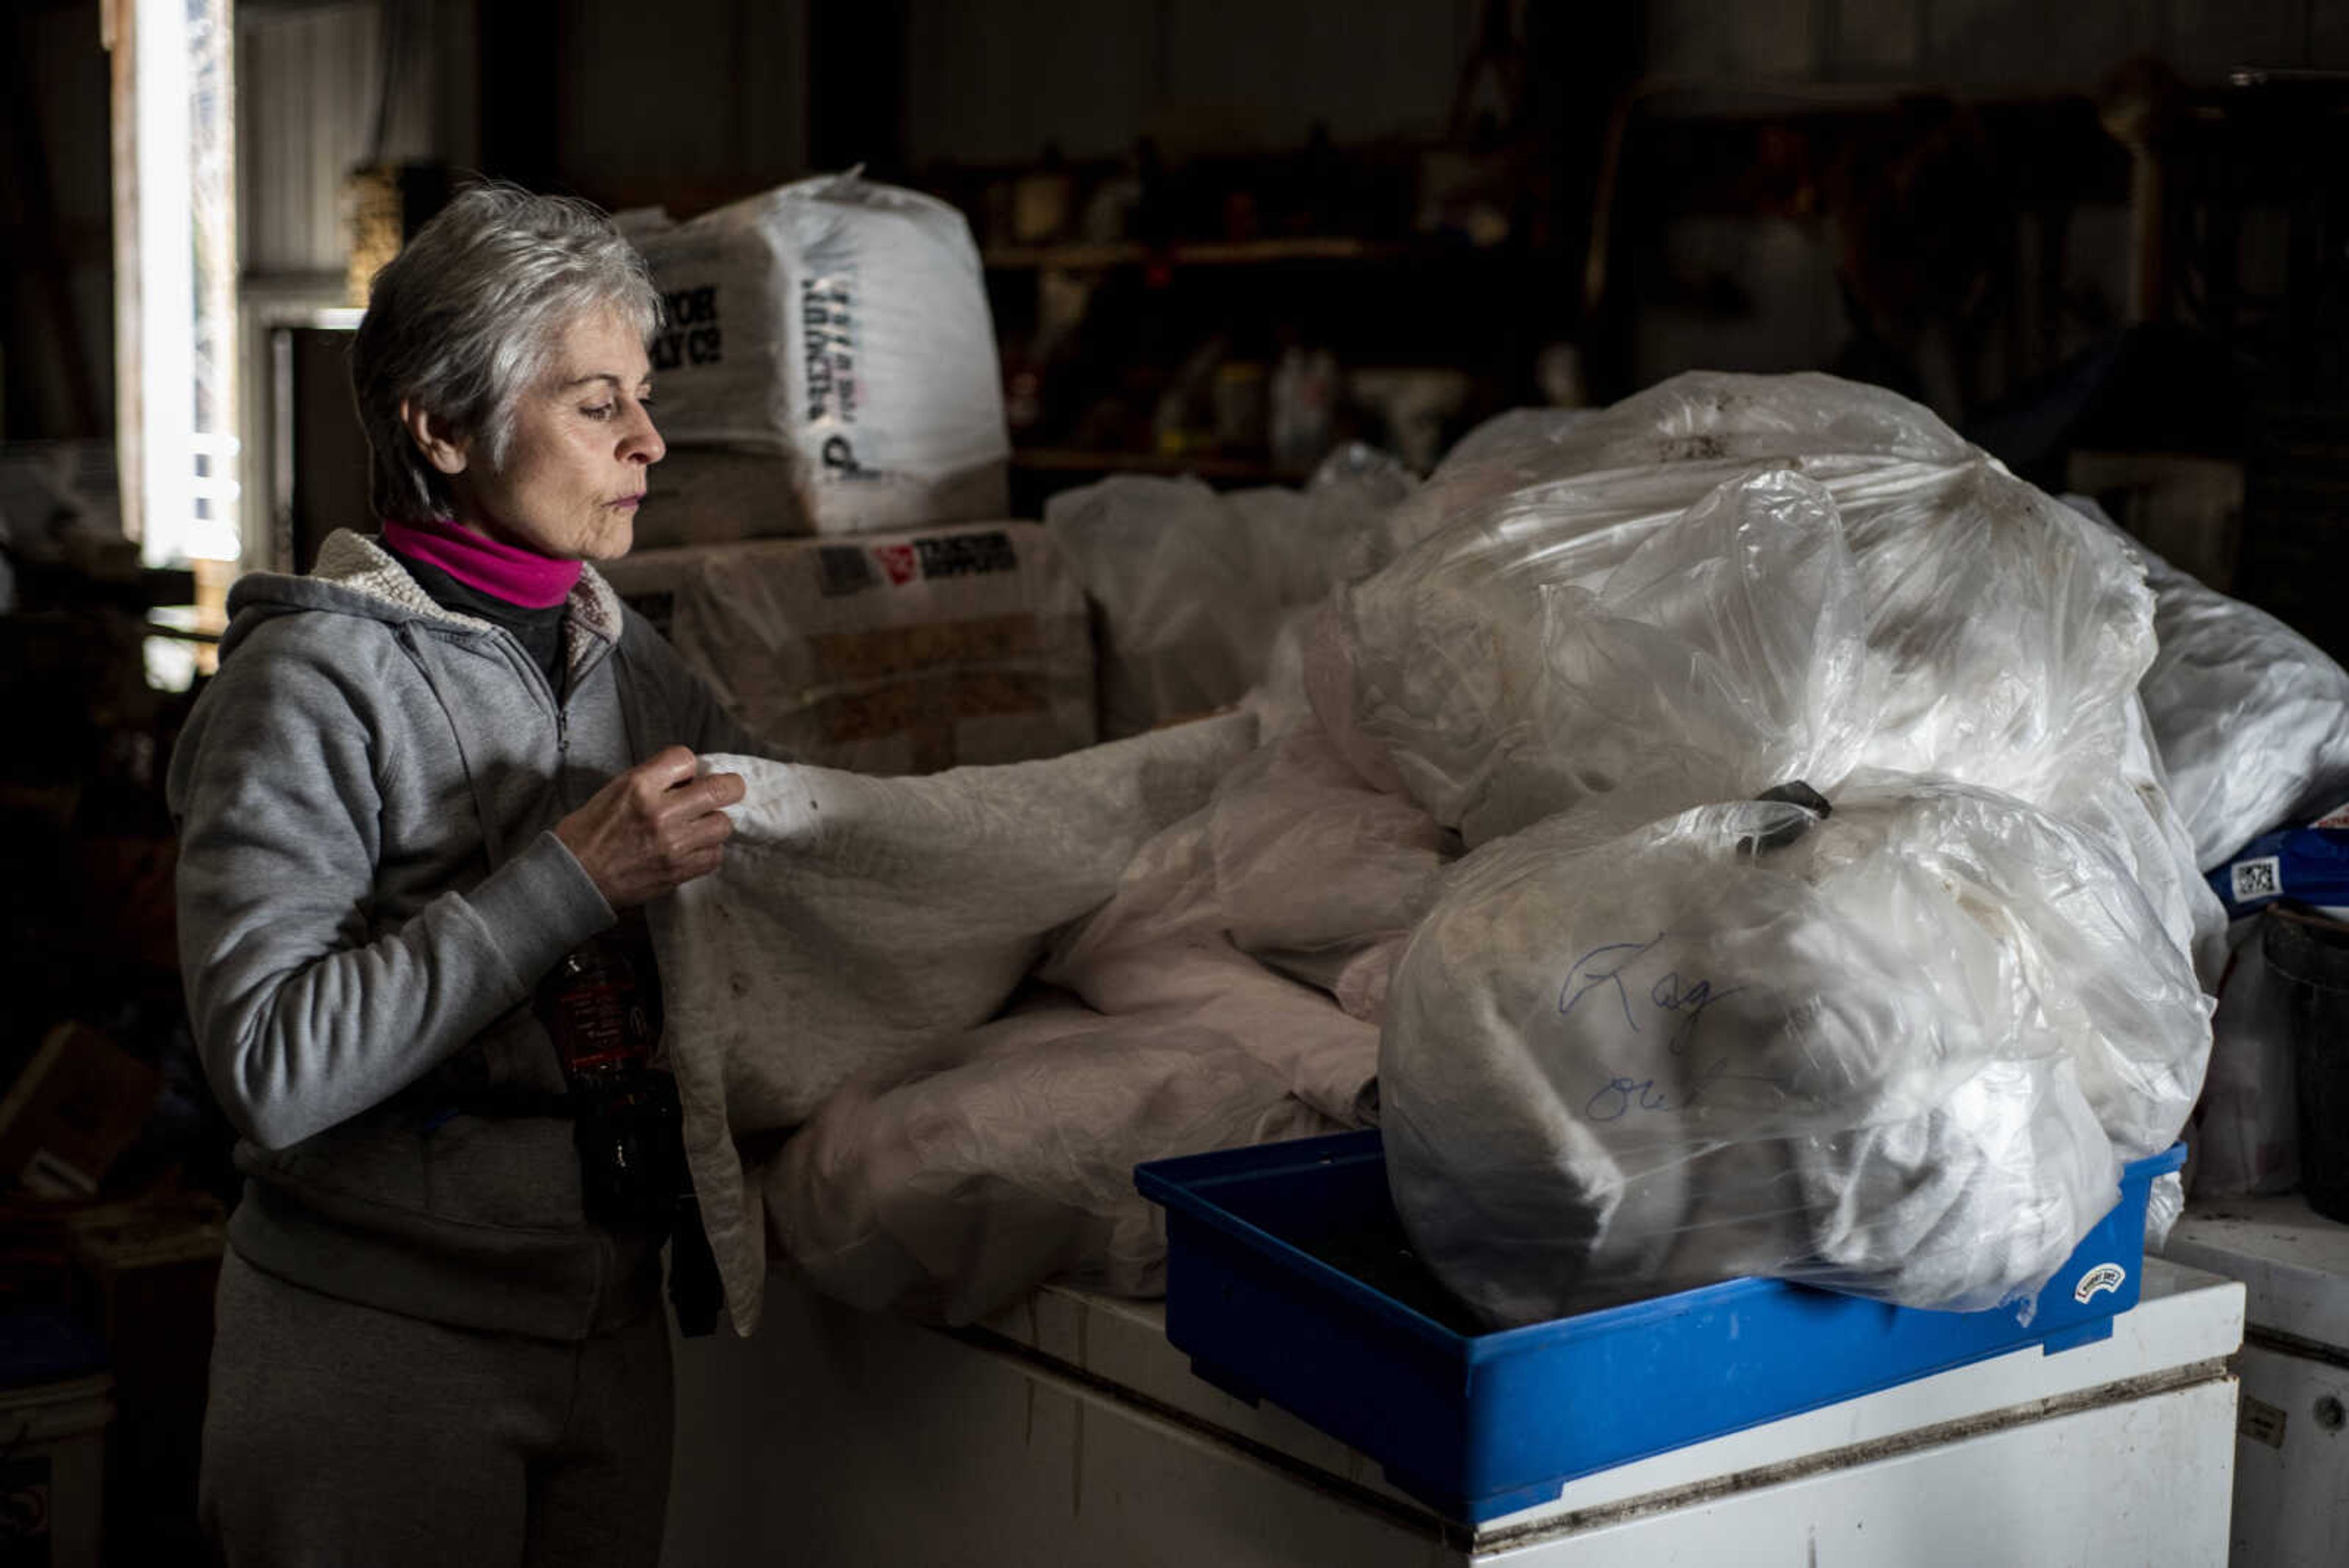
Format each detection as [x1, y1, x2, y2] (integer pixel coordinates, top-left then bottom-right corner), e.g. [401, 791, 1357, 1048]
[2091, 505, 2349, 870]
[1343, 392, 2061, 841]
[1045, 447, 1415, 737]
[1237, 443, 1418, 606]
[1832, 469, 2226, 983]
[1045, 474, 1275, 737]
[1381, 779, 2210, 1328]
[2144, 1170, 2186, 1252]
[1333, 467, 1873, 845]
[1327, 373, 2222, 970]
[1039, 716, 1454, 1120]
[1371, 370, 1973, 568]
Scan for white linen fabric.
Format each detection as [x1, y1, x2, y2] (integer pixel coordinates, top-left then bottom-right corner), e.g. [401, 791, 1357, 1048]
[764, 994, 1339, 1325]
[652, 712, 1257, 1331]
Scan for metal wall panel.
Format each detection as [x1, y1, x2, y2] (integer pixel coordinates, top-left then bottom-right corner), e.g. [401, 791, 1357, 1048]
[902, 0, 1482, 167]
[553, 0, 809, 214]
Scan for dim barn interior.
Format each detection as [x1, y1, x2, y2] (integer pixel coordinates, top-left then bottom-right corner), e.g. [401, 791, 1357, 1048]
[4, 1, 2349, 1564]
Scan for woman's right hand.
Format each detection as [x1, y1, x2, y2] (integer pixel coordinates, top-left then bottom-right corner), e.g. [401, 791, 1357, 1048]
[555, 746, 747, 909]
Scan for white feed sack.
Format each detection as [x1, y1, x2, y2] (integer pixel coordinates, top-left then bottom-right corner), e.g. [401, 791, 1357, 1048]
[754, 713, 1442, 1326]
[599, 521, 1095, 775]
[656, 693, 1451, 1331]
[633, 172, 1011, 536]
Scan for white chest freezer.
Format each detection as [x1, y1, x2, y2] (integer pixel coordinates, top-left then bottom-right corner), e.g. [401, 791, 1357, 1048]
[2164, 1197, 2349, 1567]
[662, 1257, 2241, 1566]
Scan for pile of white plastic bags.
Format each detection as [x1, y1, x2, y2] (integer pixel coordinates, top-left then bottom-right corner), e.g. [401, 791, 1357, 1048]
[1341, 374, 2219, 1323]
[661, 371, 2251, 1334]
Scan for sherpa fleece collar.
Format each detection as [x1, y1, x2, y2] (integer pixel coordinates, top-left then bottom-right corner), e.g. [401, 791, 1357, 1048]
[308, 528, 627, 678]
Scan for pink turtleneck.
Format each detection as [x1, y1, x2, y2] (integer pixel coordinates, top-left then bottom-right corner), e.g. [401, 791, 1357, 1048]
[381, 516, 582, 609]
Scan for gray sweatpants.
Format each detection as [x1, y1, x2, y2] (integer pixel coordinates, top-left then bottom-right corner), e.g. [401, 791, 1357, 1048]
[200, 1249, 674, 1568]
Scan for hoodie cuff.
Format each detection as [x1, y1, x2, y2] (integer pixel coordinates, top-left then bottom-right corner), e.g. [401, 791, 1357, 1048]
[469, 830, 617, 990]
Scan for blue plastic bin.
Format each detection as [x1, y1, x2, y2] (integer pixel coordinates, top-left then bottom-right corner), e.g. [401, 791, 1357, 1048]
[1135, 1129, 2184, 1525]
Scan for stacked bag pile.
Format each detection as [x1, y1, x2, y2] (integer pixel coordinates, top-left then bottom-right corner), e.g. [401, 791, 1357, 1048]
[655, 371, 2252, 1337]
[627, 172, 1011, 542]
[606, 174, 1098, 774]
[1334, 377, 2223, 1323]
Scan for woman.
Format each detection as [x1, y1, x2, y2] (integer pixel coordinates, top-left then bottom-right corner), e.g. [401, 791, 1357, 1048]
[169, 182, 762, 1567]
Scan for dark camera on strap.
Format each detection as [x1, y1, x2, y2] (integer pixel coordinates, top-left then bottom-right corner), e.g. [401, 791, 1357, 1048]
[533, 921, 723, 1336]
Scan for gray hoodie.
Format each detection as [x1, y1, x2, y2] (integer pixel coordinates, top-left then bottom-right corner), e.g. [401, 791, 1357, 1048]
[168, 529, 764, 1339]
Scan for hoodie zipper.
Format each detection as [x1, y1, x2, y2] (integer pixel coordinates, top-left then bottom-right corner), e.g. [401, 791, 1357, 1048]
[524, 633, 623, 1313]
[488, 623, 573, 806]
[488, 626, 625, 1318]
[554, 693, 570, 800]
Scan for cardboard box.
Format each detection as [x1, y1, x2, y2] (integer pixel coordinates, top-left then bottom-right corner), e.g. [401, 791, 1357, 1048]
[633, 445, 1013, 551]
[603, 521, 1096, 775]
[633, 446, 808, 550]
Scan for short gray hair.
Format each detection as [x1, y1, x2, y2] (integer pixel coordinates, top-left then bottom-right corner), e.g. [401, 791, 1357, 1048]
[351, 180, 662, 523]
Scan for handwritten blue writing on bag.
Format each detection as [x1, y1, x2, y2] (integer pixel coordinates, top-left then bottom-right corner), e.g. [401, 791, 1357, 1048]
[1557, 934, 1778, 1120]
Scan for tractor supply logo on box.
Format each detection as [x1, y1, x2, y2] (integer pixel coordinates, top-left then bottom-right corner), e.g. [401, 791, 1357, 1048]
[652, 285, 723, 370]
[915, 532, 1018, 579]
[2232, 856, 2284, 905]
[820, 533, 1020, 598]
[2073, 1263, 2127, 1304]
